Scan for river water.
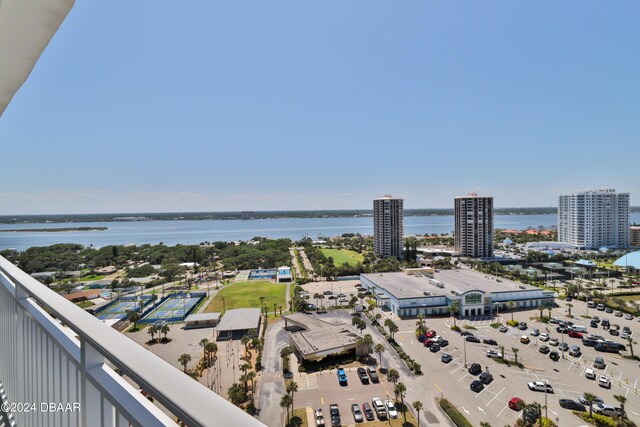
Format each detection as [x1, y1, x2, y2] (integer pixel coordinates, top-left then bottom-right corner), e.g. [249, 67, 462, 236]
[1, 213, 639, 251]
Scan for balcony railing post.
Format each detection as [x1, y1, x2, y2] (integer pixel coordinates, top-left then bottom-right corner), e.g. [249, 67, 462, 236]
[81, 339, 105, 427]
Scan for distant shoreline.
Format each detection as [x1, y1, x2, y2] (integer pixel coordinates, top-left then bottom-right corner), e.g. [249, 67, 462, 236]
[0, 227, 108, 233]
[1, 207, 638, 225]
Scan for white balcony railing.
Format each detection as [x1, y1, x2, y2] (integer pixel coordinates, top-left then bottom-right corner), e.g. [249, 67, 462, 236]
[0, 256, 265, 427]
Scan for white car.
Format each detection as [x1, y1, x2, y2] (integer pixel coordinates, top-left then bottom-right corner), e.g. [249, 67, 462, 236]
[385, 400, 398, 419]
[485, 349, 502, 359]
[585, 369, 596, 380]
[598, 376, 611, 389]
[539, 333, 550, 341]
[579, 395, 603, 406]
[528, 381, 553, 393]
[314, 408, 325, 426]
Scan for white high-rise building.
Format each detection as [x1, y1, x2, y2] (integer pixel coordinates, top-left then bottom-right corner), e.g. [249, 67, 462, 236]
[373, 195, 404, 259]
[454, 193, 494, 258]
[558, 189, 630, 249]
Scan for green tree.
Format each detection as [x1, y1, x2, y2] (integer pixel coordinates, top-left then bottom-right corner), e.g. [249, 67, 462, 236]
[178, 353, 191, 373]
[241, 335, 251, 358]
[412, 400, 423, 426]
[449, 300, 460, 328]
[228, 382, 246, 406]
[280, 393, 293, 425]
[384, 318, 399, 340]
[613, 394, 626, 420]
[375, 343, 386, 371]
[566, 303, 573, 318]
[394, 382, 407, 423]
[280, 346, 293, 373]
[286, 381, 298, 416]
[582, 392, 598, 418]
[506, 301, 516, 322]
[511, 347, 519, 365]
[387, 368, 399, 384]
[160, 323, 170, 341]
[147, 325, 157, 343]
[126, 310, 140, 330]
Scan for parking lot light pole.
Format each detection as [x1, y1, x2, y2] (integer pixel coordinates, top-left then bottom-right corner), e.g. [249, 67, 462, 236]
[544, 379, 548, 419]
[463, 336, 467, 368]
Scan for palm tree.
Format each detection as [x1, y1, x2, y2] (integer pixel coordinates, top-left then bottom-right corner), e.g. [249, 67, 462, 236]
[160, 324, 170, 341]
[449, 300, 460, 328]
[511, 347, 519, 365]
[614, 394, 627, 420]
[387, 368, 399, 384]
[147, 325, 157, 343]
[566, 303, 573, 318]
[241, 335, 251, 358]
[375, 343, 386, 371]
[205, 342, 217, 366]
[239, 372, 250, 393]
[412, 400, 423, 426]
[394, 382, 407, 423]
[228, 382, 245, 406]
[628, 337, 637, 357]
[280, 393, 293, 425]
[286, 381, 298, 416]
[506, 301, 516, 322]
[126, 310, 140, 330]
[583, 392, 598, 418]
[374, 312, 382, 325]
[416, 314, 426, 335]
[280, 346, 293, 373]
[259, 296, 266, 315]
[240, 362, 251, 374]
[384, 319, 399, 340]
[362, 334, 373, 354]
[246, 370, 257, 403]
[178, 353, 191, 373]
[499, 345, 505, 361]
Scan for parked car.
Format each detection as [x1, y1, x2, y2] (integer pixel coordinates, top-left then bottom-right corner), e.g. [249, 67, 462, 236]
[593, 357, 606, 369]
[468, 363, 482, 375]
[568, 330, 583, 338]
[559, 399, 586, 411]
[549, 351, 560, 361]
[585, 369, 596, 380]
[593, 403, 624, 418]
[315, 408, 325, 427]
[539, 333, 550, 341]
[470, 380, 484, 392]
[357, 367, 369, 384]
[385, 400, 398, 419]
[426, 330, 437, 338]
[598, 376, 611, 389]
[556, 326, 568, 334]
[596, 304, 605, 311]
[518, 322, 528, 330]
[569, 346, 581, 357]
[486, 349, 502, 358]
[367, 366, 379, 383]
[523, 406, 540, 423]
[372, 398, 386, 420]
[539, 345, 550, 354]
[337, 368, 348, 385]
[549, 338, 559, 346]
[351, 403, 363, 423]
[615, 311, 623, 317]
[499, 325, 508, 333]
[531, 328, 540, 336]
[430, 344, 441, 353]
[601, 319, 610, 328]
[579, 395, 604, 406]
[590, 320, 599, 328]
[558, 342, 569, 351]
[528, 381, 553, 393]
[508, 397, 524, 411]
[362, 403, 374, 421]
[520, 335, 530, 344]
[479, 372, 493, 384]
[605, 307, 614, 314]
[441, 353, 453, 363]
[329, 404, 341, 427]
[465, 335, 480, 343]
[439, 339, 449, 347]
[483, 338, 498, 345]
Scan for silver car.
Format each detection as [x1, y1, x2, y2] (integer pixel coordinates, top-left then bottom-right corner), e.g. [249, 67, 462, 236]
[351, 403, 363, 423]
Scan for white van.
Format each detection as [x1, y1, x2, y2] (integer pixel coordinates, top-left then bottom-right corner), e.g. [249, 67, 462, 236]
[587, 301, 596, 308]
[569, 325, 588, 333]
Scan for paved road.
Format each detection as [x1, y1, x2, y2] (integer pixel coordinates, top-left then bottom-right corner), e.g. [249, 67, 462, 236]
[297, 248, 316, 280]
[257, 320, 289, 427]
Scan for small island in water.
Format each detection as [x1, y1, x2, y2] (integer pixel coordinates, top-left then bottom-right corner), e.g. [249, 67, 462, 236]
[0, 227, 108, 233]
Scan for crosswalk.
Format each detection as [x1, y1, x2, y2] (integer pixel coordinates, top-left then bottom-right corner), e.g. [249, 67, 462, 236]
[443, 317, 503, 329]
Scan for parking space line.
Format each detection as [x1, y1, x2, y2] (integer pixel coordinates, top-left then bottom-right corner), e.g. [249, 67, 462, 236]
[496, 404, 509, 417]
[485, 387, 505, 407]
[475, 381, 494, 398]
[458, 373, 471, 382]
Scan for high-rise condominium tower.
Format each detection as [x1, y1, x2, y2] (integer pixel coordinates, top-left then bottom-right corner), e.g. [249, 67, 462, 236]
[454, 193, 494, 258]
[373, 195, 404, 258]
[558, 189, 630, 249]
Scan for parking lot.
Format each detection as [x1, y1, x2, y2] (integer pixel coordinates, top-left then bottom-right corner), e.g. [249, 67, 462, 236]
[295, 366, 396, 425]
[388, 297, 640, 426]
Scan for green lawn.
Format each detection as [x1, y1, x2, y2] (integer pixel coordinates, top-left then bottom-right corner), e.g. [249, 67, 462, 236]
[319, 248, 364, 266]
[80, 274, 106, 281]
[204, 280, 287, 315]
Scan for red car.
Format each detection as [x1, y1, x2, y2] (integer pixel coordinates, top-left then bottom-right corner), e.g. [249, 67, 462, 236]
[426, 330, 437, 338]
[568, 330, 583, 338]
[423, 339, 436, 347]
[508, 397, 524, 411]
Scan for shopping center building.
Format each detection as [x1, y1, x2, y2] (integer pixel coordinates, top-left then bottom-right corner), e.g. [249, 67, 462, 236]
[361, 269, 555, 318]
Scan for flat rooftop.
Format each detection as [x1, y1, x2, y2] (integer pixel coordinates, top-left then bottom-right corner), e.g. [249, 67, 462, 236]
[362, 269, 539, 299]
[215, 308, 261, 332]
[284, 313, 361, 357]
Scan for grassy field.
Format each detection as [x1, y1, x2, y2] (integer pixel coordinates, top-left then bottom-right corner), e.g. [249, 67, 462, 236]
[319, 248, 364, 266]
[204, 280, 287, 315]
[80, 274, 106, 281]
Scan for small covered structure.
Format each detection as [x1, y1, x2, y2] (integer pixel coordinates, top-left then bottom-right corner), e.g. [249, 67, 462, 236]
[215, 308, 261, 340]
[184, 312, 221, 329]
[277, 266, 293, 283]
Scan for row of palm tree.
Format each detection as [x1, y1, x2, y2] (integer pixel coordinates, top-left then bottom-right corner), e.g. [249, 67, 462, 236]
[279, 380, 298, 425]
[147, 323, 170, 343]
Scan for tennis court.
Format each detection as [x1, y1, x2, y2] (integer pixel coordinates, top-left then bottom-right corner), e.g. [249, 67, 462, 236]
[141, 292, 205, 324]
[95, 296, 152, 321]
[248, 268, 276, 280]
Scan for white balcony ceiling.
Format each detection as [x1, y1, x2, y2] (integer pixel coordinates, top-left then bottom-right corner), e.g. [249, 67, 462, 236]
[0, 0, 74, 117]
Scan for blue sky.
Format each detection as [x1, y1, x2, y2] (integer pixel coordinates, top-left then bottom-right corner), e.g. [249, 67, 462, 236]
[1, 1, 639, 214]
